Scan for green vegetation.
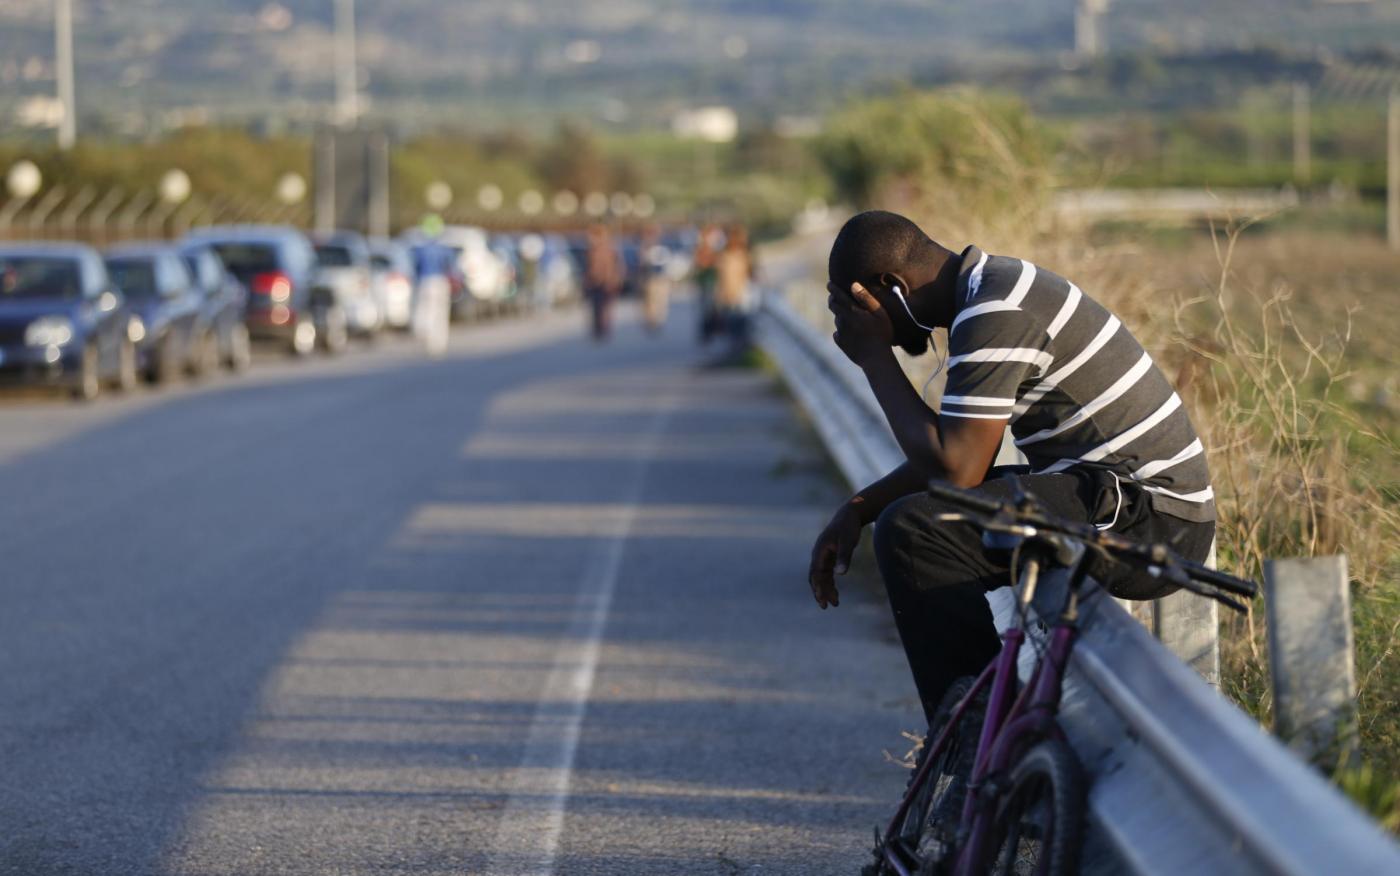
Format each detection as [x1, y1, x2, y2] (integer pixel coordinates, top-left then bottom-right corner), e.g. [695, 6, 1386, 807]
[0, 128, 310, 212]
[0, 122, 826, 237]
[1066, 101, 1392, 192]
[815, 90, 1052, 216]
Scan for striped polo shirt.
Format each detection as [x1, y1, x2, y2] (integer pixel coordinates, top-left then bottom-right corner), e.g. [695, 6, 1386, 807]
[940, 245, 1214, 523]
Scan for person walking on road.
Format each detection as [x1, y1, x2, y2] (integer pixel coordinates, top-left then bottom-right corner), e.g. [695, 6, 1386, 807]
[640, 225, 671, 334]
[713, 224, 756, 353]
[807, 210, 1215, 723]
[410, 239, 453, 357]
[692, 223, 722, 344]
[583, 224, 623, 342]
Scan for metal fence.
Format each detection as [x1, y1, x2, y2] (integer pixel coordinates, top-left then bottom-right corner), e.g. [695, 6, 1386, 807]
[0, 187, 311, 246]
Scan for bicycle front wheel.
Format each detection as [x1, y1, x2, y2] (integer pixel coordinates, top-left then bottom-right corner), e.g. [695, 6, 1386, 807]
[988, 739, 1085, 876]
[904, 676, 984, 867]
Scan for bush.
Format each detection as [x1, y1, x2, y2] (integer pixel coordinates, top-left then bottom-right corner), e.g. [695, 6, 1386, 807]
[815, 88, 1055, 223]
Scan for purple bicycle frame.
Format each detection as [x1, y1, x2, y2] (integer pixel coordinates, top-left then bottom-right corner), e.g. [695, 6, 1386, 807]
[878, 588, 1079, 876]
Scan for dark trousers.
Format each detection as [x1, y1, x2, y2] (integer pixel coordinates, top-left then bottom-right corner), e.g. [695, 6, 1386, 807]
[872, 467, 1215, 723]
[587, 288, 614, 340]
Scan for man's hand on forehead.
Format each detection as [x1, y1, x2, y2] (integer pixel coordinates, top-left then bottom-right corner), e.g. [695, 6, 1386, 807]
[826, 279, 882, 311]
[827, 280, 892, 366]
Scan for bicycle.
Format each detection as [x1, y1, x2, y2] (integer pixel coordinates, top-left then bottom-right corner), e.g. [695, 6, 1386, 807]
[864, 480, 1258, 876]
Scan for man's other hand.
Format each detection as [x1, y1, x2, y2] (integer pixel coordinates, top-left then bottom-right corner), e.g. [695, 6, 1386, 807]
[808, 503, 863, 609]
[828, 281, 892, 366]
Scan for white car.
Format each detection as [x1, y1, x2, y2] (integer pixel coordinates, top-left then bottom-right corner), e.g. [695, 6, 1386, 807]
[368, 239, 416, 330]
[437, 225, 511, 307]
[312, 231, 382, 336]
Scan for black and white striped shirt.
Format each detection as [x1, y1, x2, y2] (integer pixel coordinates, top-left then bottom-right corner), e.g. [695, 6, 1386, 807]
[940, 245, 1214, 523]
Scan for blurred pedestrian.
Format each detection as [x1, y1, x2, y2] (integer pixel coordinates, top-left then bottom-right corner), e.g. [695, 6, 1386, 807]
[640, 225, 671, 334]
[714, 223, 756, 352]
[517, 232, 547, 311]
[692, 223, 722, 344]
[583, 224, 622, 342]
[411, 239, 452, 357]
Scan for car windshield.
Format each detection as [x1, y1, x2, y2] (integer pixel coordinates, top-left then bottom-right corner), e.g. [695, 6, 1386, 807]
[207, 243, 278, 280]
[0, 256, 83, 300]
[315, 245, 354, 267]
[105, 259, 159, 299]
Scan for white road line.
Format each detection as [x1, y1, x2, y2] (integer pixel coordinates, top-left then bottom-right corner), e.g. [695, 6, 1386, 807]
[482, 385, 677, 876]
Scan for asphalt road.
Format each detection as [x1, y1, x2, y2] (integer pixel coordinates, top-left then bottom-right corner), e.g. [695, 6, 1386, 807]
[0, 301, 917, 875]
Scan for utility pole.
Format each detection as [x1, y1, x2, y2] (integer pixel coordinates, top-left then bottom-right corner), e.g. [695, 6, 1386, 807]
[55, 0, 76, 149]
[1075, 0, 1109, 59]
[1388, 89, 1399, 251]
[1292, 81, 1311, 187]
[334, 0, 359, 128]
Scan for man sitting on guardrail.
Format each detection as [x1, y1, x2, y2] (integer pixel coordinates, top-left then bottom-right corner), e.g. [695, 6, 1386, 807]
[807, 210, 1216, 723]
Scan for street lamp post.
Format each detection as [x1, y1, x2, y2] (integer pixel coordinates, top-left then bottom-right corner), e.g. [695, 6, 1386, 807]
[334, 0, 359, 127]
[55, 0, 76, 149]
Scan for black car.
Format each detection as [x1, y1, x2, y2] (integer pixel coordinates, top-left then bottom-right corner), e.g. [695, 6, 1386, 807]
[0, 242, 138, 400]
[183, 225, 345, 356]
[104, 244, 203, 385]
[179, 244, 251, 373]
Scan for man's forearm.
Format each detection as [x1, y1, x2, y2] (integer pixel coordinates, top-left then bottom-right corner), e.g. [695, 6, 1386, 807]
[860, 349, 950, 476]
[845, 461, 934, 525]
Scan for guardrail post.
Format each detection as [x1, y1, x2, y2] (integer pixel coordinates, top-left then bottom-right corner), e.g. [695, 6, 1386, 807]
[1264, 554, 1356, 767]
[1154, 591, 1219, 685]
[1151, 539, 1221, 685]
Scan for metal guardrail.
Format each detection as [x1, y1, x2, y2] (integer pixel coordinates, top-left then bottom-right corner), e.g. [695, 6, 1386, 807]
[757, 289, 1400, 875]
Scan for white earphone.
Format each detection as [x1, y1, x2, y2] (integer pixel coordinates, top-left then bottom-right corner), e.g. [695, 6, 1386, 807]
[889, 284, 938, 334]
[887, 283, 947, 401]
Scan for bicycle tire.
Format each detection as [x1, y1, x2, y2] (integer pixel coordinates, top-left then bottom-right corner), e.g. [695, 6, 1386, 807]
[904, 676, 985, 867]
[987, 739, 1086, 876]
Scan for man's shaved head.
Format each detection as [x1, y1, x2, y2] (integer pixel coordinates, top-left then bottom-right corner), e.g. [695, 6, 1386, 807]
[828, 210, 953, 356]
[827, 210, 933, 290]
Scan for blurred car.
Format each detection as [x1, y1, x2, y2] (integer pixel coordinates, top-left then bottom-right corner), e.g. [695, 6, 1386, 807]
[489, 235, 522, 311]
[515, 233, 578, 310]
[368, 238, 415, 330]
[616, 235, 643, 298]
[104, 244, 204, 385]
[178, 244, 252, 373]
[183, 225, 341, 356]
[0, 242, 137, 400]
[312, 231, 381, 337]
[437, 225, 511, 317]
[662, 228, 697, 277]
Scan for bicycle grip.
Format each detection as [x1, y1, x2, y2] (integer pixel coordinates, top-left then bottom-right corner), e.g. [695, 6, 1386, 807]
[1181, 560, 1258, 599]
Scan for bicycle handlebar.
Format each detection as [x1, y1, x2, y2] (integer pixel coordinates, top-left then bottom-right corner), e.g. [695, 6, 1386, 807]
[925, 480, 1258, 605]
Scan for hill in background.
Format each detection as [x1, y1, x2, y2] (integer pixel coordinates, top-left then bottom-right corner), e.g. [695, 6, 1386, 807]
[1, 0, 1398, 136]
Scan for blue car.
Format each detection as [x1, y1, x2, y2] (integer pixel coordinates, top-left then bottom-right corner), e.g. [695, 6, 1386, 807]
[178, 244, 252, 373]
[0, 242, 138, 400]
[104, 244, 203, 385]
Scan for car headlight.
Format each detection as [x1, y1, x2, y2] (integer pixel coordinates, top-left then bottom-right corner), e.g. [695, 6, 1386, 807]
[24, 316, 74, 347]
[127, 315, 146, 343]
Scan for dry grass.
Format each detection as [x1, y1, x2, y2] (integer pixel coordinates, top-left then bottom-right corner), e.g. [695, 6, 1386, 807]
[1025, 220, 1400, 819]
